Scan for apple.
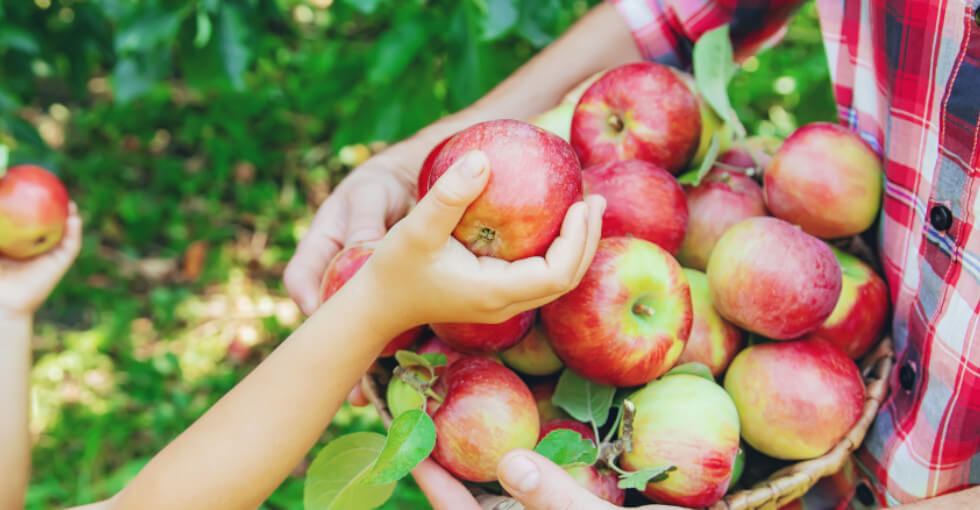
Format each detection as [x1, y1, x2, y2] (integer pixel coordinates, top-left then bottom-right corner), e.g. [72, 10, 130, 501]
[622, 373, 741, 508]
[582, 159, 688, 254]
[539, 419, 625, 505]
[431, 357, 539, 482]
[416, 336, 466, 369]
[0, 165, 70, 259]
[417, 135, 452, 200]
[675, 269, 744, 377]
[677, 167, 768, 271]
[715, 135, 781, 175]
[500, 317, 564, 376]
[707, 217, 842, 340]
[530, 380, 570, 422]
[571, 62, 701, 173]
[542, 237, 692, 387]
[562, 70, 608, 106]
[530, 103, 575, 142]
[424, 119, 582, 260]
[674, 70, 734, 169]
[812, 247, 889, 359]
[320, 244, 422, 356]
[724, 337, 865, 460]
[431, 310, 535, 353]
[764, 122, 883, 238]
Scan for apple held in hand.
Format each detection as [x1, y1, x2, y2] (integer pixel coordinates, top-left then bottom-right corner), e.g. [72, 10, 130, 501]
[416, 135, 452, 200]
[724, 337, 864, 460]
[542, 237, 692, 387]
[431, 309, 535, 353]
[676, 269, 744, 377]
[571, 62, 701, 173]
[707, 217, 842, 340]
[764, 122, 883, 238]
[582, 159, 688, 254]
[0, 165, 70, 259]
[813, 248, 889, 359]
[431, 357, 539, 482]
[500, 317, 564, 376]
[320, 244, 422, 356]
[538, 419, 625, 505]
[622, 373, 741, 507]
[423, 119, 582, 261]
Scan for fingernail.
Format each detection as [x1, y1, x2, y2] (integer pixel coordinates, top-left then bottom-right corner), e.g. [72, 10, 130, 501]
[347, 229, 382, 245]
[461, 152, 487, 178]
[500, 453, 540, 493]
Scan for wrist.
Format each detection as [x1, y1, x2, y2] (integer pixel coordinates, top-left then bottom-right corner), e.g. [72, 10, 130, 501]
[0, 307, 33, 327]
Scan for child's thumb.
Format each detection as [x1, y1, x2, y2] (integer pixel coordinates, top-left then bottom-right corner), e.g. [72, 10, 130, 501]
[402, 151, 490, 248]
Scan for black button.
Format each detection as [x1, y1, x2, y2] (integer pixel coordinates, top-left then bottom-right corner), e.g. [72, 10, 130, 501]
[856, 481, 876, 505]
[930, 205, 953, 231]
[899, 362, 916, 391]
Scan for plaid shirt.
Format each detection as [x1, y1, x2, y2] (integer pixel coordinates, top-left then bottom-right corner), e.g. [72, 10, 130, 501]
[609, 0, 980, 506]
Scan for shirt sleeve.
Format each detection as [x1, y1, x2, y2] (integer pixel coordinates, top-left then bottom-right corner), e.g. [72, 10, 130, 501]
[607, 0, 807, 68]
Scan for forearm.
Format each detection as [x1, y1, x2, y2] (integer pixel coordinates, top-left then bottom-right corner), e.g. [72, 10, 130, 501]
[894, 486, 980, 509]
[0, 311, 33, 510]
[107, 273, 401, 510]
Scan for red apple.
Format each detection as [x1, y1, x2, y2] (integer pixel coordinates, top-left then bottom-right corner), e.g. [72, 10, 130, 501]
[0, 165, 70, 259]
[500, 317, 564, 376]
[530, 380, 570, 422]
[677, 167, 768, 271]
[538, 419, 625, 505]
[431, 310, 535, 353]
[582, 159, 688, 254]
[320, 244, 422, 356]
[676, 269, 744, 377]
[811, 247, 889, 359]
[416, 135, 452, 200]
[542, 237, 692, 387]
[715, 135, 781, 175]
[724, 337, 865, 460]
[416, 336, 466, 370]
[431, 357, 539, 482]
[424, 119, 582, 260]
[707, 217, 842, 339]
[764, 123, 883, 238]
[622, 373, 741, 507]
[571, 62, 701, 173]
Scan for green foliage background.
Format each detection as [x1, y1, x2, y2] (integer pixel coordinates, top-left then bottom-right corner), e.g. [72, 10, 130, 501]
[1, 1, 834, 508]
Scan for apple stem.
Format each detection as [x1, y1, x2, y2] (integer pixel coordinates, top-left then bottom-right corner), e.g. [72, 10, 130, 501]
[479, 227, 496, 242]
[632, 303, 655, 318]
[596, 400, 636, 469]
[424, 388, 445, 404]
[607, 114, 624, 133]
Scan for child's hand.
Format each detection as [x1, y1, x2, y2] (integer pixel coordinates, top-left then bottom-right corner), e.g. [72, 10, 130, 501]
[0, 203, 82, 319]
[361, 150, 604, 329]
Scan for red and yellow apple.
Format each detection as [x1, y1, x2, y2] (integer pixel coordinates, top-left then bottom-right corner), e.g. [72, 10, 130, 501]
[538, 419, 625, 505]
[500, 317, 564, 376]
[715, 135, 781, 174]
[417, 135, 452, 200]
[530, 380, 570, 422]
[431, 310, 535, 353]
[676, 269, 744, 377]
[812, 247, 889, 359]
[0, 165, 70, 259]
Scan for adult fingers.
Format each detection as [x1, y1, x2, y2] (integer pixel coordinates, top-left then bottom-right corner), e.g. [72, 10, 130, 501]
[497, 450, 615, 510]
[412, 459, 483, 510]
[284, 197, 347, 315]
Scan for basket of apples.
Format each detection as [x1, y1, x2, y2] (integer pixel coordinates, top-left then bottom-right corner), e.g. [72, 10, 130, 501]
[305, 28, 894, 510]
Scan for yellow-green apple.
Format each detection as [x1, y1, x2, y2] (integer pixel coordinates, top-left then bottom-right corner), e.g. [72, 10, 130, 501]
[675, 70, 734, 169]
[500, 317, 564, 376]
[423, 119, 582, 260]
[676, 269, 744, 377]
[539, 418, 625, 505]
[530, 380, 570, 422]
[431, 310, 535, 353]
[811, 247, 889, 359]
[622, 373, 741, 507]
[724, 337, 865, 460]
[716, 135, 782, 174]
[416, 135, 452, 200]
[387, 336, 492, 419]
[677, 168, 768, 271]
[571, 62, 701, 173]
[542, 237, 692, 387]
[431, 357, 539, 482]
[320, 244, 422, 356]
[707, 217, 842, 339]
[562, 70, 608, 106]
[0, 165, 70, 259]
[531, 103, 575, 142]
[764, 123, 883, 238]
[582, 159, 688, 254]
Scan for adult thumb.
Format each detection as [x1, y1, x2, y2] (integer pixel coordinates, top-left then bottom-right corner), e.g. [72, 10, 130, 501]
[401, 151, 489, 249]
[497, 450, 615, 510]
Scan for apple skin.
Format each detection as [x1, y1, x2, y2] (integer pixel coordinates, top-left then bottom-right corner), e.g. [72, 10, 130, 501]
[812, 248, 889, 359]
[582, 159, 688, 254]
[715, 135, 781, 175]
[530, 380, 570, 422]
[431, 310, 536, 353]
[707, 217, 842, 340]
[431, 357, 539, 483]
[622, 374, 741, 508]
[676, 269, 744, 377]
[764, 123, 883, 238]
[677, 167, 768, 271]
[0, 165, 70, 259]
[530, 103, 575, 142]
[417, 135, 452, 200]
[674, 70, 734, 169]
[424, 119, 582, 261]
[319, 244, 422, 356]
[571, 62, 701, 173]
[724, 337, 865, 460]
[542, 237, 692, 387]
[500, 317, 564, 376]
[538, 419, 626, 505]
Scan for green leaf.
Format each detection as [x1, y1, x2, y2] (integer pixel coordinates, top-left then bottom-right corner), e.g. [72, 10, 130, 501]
[693, 25, 738, 129]
[342, 0, 384, 15]
[304, 432, 396, 510]
[112, 51, 171, 103]
[193, 5, 213, 49]
[0, 26, 40, 54]
[516, 0, 560, 48]
[214, 5, 250, 90]
[361, 410, 437, 485]
[395, 350, 446, 379]
[534, 429, 598, 467]
[664, 362, 715, 381]
[0, 145, 8, 173]
[552, 369, 616, 428]
[617, 466, 676, 490]
[367, 21, 428, 85]
[478, 0, 519, 41]
[114, 9, 182, 54]
[677, 133, 720, 186]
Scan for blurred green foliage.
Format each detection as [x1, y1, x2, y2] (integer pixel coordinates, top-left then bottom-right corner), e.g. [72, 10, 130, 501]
[1, 0, 833, 508]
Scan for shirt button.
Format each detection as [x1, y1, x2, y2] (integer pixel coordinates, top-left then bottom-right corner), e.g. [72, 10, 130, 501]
[856, 481, 876, 505]
[899, 362, 917, 391]
[930, 204, 953, 231]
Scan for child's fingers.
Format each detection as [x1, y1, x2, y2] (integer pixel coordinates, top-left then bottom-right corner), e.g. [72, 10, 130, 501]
[572, 194, 605, 283]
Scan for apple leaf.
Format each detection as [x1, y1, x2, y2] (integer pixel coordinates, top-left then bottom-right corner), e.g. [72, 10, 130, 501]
[617, 465, 677, 490]
[0, 144, 8, 174]
[677, 133, 720, 186]
[361, 410, 436, 485]
[304, 432, 395, 510]
[552, 369, 616, 428]
[664, 362, 715, 381]
[395, 350, 446, 379]
[534, 429, 598, 468]
[693, 25, 744, 137]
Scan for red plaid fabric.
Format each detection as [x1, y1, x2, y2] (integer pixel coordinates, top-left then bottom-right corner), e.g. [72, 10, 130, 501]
[610, 0, 980, 506]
